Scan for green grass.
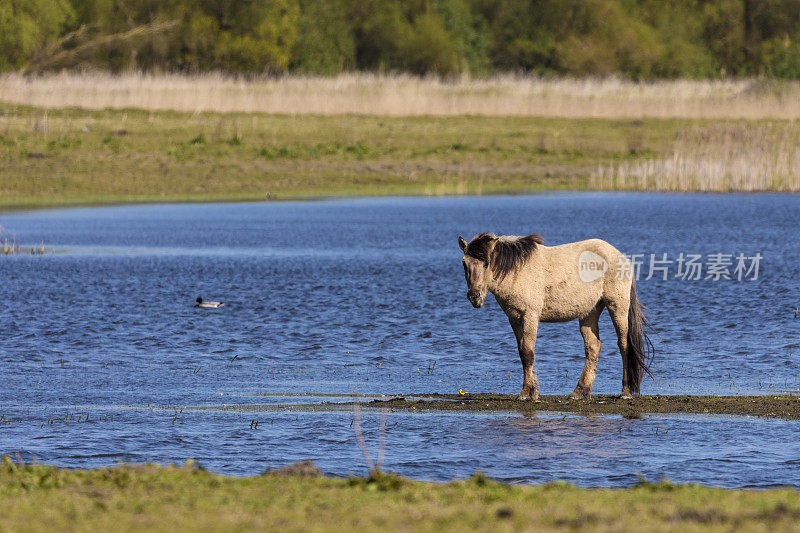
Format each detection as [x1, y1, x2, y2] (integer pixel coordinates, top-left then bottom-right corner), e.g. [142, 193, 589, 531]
[1, 458, 798, 532]
[0, 103, 679, 207]
[0, 103, 797, 208]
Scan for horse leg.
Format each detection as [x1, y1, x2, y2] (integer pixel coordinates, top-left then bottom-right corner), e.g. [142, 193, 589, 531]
[510, 314, 539, 401]
[569, 303, 604, 400]
[607, 299, 632, 399]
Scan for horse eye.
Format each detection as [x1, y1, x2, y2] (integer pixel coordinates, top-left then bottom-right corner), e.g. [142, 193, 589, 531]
[483, 262, 489, 268]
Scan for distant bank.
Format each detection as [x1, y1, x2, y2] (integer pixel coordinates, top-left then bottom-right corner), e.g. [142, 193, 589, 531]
[1, 80, 798, 209]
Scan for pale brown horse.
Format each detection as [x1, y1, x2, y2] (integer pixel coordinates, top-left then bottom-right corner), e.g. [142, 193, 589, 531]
[459, 233, 653, 400]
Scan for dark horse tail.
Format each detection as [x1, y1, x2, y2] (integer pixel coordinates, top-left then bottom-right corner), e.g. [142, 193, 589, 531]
[627, 281, 654, 394]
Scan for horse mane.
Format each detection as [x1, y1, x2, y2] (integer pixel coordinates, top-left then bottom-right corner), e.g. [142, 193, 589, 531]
[465, 233, 543, 280]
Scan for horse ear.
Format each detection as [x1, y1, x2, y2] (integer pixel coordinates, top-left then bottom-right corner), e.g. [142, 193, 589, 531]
[458, 235, 468, 252]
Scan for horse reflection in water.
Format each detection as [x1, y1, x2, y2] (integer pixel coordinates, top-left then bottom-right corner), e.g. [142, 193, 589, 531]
[476, 412, 638, 462]
[459, 233, 654, 400]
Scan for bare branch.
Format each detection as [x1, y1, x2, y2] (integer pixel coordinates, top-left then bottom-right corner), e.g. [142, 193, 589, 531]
[22, 19, 180, 74]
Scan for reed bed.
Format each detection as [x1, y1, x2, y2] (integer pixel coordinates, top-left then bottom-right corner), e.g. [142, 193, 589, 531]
[593, 123, 800, 191]
[0, 226, 45, 255]
[1, 72, 800, 119]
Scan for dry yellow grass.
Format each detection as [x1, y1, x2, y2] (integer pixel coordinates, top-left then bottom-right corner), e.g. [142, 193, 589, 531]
[2, 72, 800, 119]
[593, 122, 800, 191]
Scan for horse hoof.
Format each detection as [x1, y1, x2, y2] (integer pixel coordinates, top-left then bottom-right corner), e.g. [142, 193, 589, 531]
[620, 393, 633, 400]
[516, 391, 539, 401]
[568, 391, 590, 400]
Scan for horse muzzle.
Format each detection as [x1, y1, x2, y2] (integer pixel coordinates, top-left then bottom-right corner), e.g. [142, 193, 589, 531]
[467, 291, 484, 308]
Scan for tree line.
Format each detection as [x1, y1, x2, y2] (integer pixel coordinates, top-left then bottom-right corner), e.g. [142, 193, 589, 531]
[2, 0, 800, 79]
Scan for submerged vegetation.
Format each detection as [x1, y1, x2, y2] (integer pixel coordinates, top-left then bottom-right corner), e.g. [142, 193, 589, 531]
[1, 457, 799, 532]
[1, 102, 798, 209]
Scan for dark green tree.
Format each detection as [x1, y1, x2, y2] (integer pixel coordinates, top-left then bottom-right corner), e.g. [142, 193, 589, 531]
[292, 0, 356, 74]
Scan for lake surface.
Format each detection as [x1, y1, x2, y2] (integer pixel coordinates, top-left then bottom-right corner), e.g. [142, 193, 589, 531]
[1, 193, 799, 487]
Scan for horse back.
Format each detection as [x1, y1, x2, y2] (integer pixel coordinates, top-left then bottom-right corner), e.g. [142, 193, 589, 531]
[523, 239, 630, 322]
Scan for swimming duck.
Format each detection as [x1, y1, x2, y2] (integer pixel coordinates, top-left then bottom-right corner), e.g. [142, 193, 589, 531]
[196, 297, 224, 308]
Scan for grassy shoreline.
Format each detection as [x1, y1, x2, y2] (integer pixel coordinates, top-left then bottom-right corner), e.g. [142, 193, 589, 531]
[1, 102, 798, 210]
[1, 458, 798, 532]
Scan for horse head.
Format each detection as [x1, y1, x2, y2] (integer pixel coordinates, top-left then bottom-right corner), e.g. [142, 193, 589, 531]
[459, 232, 543, 309]
[459, 234, 495, 308]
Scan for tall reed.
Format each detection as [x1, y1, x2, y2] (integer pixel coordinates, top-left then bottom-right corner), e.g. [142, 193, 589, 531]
[592, 123, 800, 191]
[1, 72, 799, 119]
[0, 226, 45, 255]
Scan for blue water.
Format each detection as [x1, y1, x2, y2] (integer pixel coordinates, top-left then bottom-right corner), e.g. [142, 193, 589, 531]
[1, 193, 799, 487]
